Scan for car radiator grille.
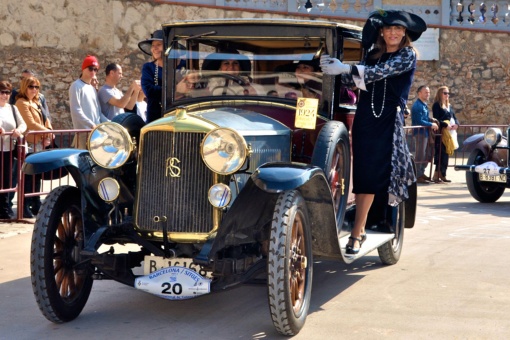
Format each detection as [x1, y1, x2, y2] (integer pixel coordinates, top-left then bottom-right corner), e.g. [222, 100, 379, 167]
[135, 131, 213, 233]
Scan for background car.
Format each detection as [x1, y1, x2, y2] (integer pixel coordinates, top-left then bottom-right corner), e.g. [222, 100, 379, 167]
[455, 127, 510, 202]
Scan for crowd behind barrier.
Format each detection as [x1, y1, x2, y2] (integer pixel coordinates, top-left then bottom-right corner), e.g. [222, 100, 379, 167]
[0, 125, 507, 222]
[0, 129, 91, 222]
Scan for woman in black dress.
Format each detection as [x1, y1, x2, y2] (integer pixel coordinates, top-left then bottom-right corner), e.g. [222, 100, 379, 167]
[139, 30, 164, 123]
[321, 10, 426, 254]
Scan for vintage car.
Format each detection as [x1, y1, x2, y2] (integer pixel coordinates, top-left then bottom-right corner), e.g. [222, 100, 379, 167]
[24, 19, 416, 336]
[455, 127, 510, 202]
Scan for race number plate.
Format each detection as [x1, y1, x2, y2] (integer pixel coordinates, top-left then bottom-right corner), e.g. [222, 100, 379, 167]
[135, 267, 211, 300]
[143, 255, 209, 277]
[479, 173, 507, 183]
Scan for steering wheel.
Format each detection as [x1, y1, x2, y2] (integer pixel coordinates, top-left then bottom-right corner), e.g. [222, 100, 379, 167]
[204, 72, 251, 96]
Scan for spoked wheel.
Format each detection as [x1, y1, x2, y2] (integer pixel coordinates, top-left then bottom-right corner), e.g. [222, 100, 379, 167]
[268, 190, 312, 336]
[377, 203, 405, 265]
[466, 149, 505, 202]
[31, 185, 93, 323]
[311, 121, 350, 224]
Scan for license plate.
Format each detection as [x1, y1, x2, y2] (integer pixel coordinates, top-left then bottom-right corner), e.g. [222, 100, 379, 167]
[143, 256, 210, 277]
[479, 173, 507, 183]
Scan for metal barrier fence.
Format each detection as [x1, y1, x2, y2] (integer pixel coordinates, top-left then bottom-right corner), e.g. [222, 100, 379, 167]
[0, 129, 90, 223]
[1, 125, 507, 223]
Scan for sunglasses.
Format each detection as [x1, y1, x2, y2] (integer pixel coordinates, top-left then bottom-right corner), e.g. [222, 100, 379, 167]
[87, 66, 99, 72]
[0, 90, 11, 95]
[28, 85, 40, 90]
[443, 92, 450, 95]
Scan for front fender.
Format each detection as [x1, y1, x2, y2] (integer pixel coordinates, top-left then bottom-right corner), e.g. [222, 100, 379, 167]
[22, 148, 88, 175]
[23, 148, 112, 237]
[211, 162, 338, 258]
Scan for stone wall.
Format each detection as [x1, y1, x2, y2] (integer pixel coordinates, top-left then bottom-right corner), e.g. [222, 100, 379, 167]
[0, 0, 508, 129]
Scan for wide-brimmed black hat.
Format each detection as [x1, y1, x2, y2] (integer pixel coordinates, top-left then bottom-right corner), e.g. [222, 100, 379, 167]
[201, 48, 251, 72]
[138, 30, 163, 56]
[362, 9, 427, 49]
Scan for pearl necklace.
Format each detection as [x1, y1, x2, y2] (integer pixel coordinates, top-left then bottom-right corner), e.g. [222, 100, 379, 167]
[370, 53, 392, 118]
[154, 62, 159, 85]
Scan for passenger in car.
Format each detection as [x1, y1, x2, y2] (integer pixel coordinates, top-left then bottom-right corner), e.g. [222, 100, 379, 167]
[275, 59, 322, 99]
[320, 10, 427, 255]
[201, 49, 256, 96]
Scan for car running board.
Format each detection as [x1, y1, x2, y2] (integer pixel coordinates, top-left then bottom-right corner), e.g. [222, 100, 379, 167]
[340, 230, 395, 263]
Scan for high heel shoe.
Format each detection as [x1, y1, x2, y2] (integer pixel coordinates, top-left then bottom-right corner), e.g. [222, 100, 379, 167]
[346, 236, 362, 255]
[360, 233, 367, 246]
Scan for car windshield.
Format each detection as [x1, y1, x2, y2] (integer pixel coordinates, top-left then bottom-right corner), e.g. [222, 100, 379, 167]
[167, 35, 324, 101]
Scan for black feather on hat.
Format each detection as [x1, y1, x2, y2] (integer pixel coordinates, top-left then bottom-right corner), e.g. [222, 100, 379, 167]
[362, 9, 427, 49]
[138, 30, 164, 56]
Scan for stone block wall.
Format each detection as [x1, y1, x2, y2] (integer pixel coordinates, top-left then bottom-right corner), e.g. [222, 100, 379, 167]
[0, 0, 508, 129]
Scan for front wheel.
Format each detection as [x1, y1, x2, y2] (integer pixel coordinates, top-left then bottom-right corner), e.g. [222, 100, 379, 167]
[466, 149, 505, 203]
[268, 190, 313, 336]
[377, 203, 405, 265]
[30, 185, 93, 323]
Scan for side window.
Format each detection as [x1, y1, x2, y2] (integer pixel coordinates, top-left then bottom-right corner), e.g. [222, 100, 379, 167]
[339, 38, 362, 105]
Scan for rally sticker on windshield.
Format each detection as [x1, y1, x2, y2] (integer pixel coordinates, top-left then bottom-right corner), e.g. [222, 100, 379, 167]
[135, 267, 211, 300]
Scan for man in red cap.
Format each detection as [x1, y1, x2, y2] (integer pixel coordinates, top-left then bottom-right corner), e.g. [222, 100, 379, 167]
[69, 55, 109, 148]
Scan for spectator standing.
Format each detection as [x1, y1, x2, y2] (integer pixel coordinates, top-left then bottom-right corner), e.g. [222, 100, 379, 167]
[320, 10, 426, 254]
[0, 80, 27, 219]
[432, 86, 459, 183]
[139, 30, 164, 123]
[411, 85, 438, 184]
[69, 55, 109, 149]
[98, 63, 143, 120]
[9, 69, 51, 121]
[15, 76, 53, 218]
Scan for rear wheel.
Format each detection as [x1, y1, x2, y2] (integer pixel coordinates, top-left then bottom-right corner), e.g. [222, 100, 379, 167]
[311, 121, 350, 224]
[466, 149, 505, 203]
[268, 190, 312, 336]
[377, 203, 405, 265]
[31, 185, 93, 323]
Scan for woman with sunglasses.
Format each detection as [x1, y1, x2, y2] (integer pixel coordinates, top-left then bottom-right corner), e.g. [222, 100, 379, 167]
[15, 76, 54, 218]
[0, 80, 27, 219]
[432, 86, 459, 183]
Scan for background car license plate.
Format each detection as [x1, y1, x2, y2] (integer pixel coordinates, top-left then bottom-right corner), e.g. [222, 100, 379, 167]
[479, 173, 507, 183]
[143, 256, 209, 277]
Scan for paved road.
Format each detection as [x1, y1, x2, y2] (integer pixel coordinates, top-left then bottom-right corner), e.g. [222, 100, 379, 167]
[1, 177, 510, 339]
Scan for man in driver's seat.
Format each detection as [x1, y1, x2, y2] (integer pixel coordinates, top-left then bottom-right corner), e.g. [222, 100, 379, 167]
[202, 49, 256, 96]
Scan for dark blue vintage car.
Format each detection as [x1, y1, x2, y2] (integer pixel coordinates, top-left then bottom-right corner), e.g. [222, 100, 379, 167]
[24, 19, 416, 336]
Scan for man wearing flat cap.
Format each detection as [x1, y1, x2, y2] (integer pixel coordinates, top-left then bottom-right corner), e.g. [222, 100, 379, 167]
[320, 10, 427, 255]
[69, 55, 109, 149]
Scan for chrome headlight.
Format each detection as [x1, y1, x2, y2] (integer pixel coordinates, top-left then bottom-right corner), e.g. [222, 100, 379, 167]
[201, 128, 247, 175]
[208, 183, 232, 208]
[88, 122, 133, 169]
[484, 128, 502, 146]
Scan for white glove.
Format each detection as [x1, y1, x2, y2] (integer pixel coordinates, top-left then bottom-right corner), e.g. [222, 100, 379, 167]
[320, 54, 351, 75]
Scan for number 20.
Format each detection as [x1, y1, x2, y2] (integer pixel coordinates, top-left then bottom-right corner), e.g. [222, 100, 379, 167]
[161, 282, 183, 295]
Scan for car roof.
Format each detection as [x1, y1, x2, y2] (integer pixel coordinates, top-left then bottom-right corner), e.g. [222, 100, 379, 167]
[162, 18, 362, 33]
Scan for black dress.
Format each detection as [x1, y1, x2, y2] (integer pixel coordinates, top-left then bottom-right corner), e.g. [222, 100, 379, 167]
[343, 47, 417, 195]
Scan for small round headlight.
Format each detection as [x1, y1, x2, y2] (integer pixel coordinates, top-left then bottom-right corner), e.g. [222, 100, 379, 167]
[98, 178, 120, 202]
[201, 128, 247, 175]
[208, 183, 232, 208]
[484, 128, 502, 146]
[88, 122, 133, 169]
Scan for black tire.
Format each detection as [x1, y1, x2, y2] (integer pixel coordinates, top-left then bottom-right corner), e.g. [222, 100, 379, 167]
[311, 121, 350, 225]
[377, 203, 405, 265]
[466, 149, 505, 203]
[30, 185, 93, 323]
[268, 190, 313, 336]
[112, 113, 146, 141]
